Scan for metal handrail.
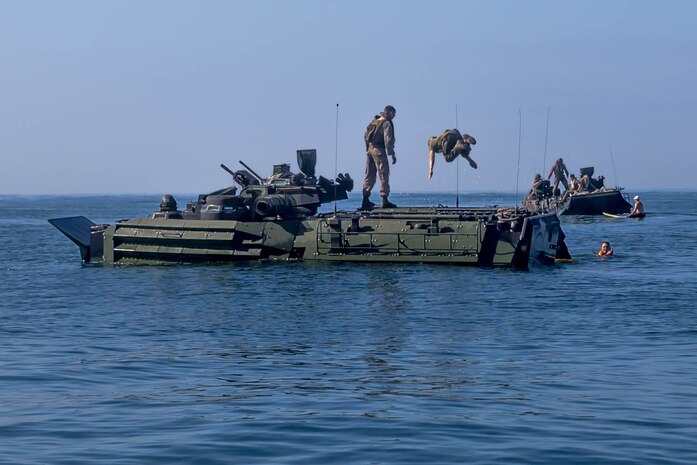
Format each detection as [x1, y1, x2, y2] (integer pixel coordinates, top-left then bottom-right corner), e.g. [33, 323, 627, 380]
[316, 228, 481, 255]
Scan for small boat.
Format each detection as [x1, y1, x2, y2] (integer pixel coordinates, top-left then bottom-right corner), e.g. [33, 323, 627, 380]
[525, 166, 632, 216]
[559, 189, 632, 215]
[558, 166, 632, 215]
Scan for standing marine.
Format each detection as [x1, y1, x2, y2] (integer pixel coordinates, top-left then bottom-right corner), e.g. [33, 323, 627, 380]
[547, 157, 569, 193]
[362, 105, 397, 209]
[427, 129, 477, 179]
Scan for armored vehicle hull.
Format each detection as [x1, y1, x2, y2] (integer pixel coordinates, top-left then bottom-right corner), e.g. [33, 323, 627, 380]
[49, 151, 571, 270]
[50, 207, 568, 269]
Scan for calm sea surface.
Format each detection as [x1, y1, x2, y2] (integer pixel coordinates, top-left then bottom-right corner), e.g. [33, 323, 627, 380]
[1, 191, 696, 465]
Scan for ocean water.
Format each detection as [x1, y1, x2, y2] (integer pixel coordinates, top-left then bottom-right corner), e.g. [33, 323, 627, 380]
[1, 191, 696, 465]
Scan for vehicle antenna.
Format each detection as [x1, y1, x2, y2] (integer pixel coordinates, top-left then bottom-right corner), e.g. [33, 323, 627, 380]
[333, 103, 339, 215]
[543, 107, 550, 175]
[515, 108, 522, 213]
[609, 147, 620, 189]
[455, 104, 460, 208]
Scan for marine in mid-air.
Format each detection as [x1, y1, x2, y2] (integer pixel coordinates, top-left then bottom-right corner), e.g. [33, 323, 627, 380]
[427, 129, 477, 179]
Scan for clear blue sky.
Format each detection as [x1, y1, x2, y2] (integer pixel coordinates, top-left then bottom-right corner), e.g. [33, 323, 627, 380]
[1, 0, 695, 194]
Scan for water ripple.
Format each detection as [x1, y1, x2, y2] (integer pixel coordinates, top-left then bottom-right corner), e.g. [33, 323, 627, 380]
[1, 193, 696, 464]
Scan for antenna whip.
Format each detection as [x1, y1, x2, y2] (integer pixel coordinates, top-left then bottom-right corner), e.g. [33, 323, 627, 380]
[609, 147, 620, 189]
[333, 103, 339, 214]
[543, 107, 550, 175]
[455, 104, 460, 208]
[515, 108, 522, 213]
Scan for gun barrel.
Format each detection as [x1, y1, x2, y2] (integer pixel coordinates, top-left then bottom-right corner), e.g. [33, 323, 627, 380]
[238, 160, 264, 182]
[220, 163, 235, 176]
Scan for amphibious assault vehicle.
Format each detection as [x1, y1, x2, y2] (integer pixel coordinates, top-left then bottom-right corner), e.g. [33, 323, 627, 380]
[50, 150, 571, 270]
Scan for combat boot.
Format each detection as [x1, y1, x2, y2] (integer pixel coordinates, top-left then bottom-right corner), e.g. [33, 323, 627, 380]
[381, 196, 397, 208]
[361, 194, 376, 210]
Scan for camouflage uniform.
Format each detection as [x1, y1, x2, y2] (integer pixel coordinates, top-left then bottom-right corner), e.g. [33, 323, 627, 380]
[362, 115, 395, 198]
[547, 159, 569, 192]
[428, 129, 472, 162]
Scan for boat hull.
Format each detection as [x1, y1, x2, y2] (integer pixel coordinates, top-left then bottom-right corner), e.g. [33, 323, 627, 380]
[560, 190, 631, 215]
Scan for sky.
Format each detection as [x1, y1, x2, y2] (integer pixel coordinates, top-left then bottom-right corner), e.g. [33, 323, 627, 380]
[1, 0, 696, 195]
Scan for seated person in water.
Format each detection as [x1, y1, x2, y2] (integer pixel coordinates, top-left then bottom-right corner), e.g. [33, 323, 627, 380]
[597, 241, 614, 256]
[428, 129, 477, 179]
[629, 195, 645, 217]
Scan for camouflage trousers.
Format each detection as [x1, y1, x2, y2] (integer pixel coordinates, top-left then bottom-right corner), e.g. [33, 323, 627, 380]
[362, 146, 390, 197]
[552, 175, 569, 192]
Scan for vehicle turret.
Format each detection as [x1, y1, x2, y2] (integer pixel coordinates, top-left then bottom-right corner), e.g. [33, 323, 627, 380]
[177, 149, 352, 221]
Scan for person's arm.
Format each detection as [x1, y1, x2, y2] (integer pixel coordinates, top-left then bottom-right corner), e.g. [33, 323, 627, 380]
[428, 150, 435, 179]
[547, 167, 553, 180]
[383, 121, 396, 162]
[464, 155, 477, 169]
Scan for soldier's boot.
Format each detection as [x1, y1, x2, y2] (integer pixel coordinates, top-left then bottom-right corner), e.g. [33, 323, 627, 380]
[381, 196, 397, 208]
[361, 194, 376, 210]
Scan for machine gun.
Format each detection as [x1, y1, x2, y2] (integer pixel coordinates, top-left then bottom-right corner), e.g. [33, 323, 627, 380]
[181, 149, 353, 221]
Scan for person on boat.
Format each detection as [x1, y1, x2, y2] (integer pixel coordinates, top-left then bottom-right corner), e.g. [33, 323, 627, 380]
[559, 174, 580, 202]
[427, 129, 477, 179]
[578, 173, 593, 193]
[546, 158, 569, 194]
[362, 105, 397, 209]
[568, 174, 580, 193]
[524, 173, 545, 203]
[629, 195, 645, 218]
[590, 175, 607, 192]
[597, 241, 614, 257]
[527, 173, 543, 199]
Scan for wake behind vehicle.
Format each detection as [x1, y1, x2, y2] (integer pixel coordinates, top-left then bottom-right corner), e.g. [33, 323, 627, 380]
[50, 150, 572, 270]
